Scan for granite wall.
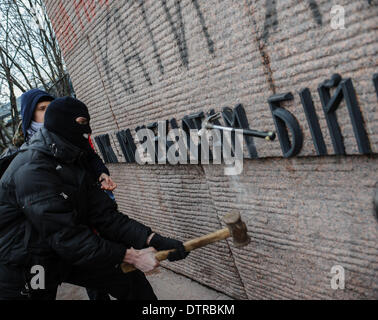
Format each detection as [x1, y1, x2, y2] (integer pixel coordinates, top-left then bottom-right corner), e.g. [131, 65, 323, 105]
[43, 0, 377, 299]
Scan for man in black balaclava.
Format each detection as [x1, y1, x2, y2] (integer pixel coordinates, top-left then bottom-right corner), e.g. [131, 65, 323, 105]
[0, 97, 189, 300]
[44, 96, 92, 150]
[44, 97, 111, 301]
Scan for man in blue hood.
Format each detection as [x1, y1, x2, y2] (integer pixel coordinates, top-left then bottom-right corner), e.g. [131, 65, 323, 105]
[20, 89, 55, 142]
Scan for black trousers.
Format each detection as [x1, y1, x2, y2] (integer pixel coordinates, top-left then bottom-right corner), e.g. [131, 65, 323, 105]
[0, 265, 157, 301]
[65, 266, 157, 300]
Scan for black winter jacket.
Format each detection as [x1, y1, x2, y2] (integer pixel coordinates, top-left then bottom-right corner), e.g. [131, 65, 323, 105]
[86, 147, 110, 179]
[0, 128, 152, 292]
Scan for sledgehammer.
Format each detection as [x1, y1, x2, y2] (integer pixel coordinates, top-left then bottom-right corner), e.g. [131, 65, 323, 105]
[121, 211, 250, 273]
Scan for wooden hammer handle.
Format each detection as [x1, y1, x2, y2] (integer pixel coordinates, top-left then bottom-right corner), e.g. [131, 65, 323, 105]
[121, 228, 230, 273]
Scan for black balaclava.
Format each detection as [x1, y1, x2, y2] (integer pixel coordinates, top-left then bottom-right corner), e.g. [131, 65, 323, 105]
[44, 97, 92, 150]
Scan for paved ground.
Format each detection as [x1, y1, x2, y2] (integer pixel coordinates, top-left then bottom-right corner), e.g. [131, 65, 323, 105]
[56, 267, 233, 300]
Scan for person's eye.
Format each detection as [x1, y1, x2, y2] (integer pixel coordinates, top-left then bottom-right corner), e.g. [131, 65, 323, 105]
[76, 117, 87, 124]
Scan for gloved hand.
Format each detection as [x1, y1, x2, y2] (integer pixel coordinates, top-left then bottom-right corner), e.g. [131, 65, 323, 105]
[149, 233, 189, 262]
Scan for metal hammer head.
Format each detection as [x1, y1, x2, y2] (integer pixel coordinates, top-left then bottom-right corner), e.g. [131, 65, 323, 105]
[223, 211, 251, 248]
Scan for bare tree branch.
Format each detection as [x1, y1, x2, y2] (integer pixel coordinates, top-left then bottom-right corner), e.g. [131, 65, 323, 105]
[0, 0, 72, 152]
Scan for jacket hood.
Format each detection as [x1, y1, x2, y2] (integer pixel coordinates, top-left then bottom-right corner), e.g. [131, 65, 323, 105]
[21, 89, 55, 138]
[20, 127, 84, 164]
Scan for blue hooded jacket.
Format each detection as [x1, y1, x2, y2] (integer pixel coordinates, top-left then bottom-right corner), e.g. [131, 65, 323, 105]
[20, 89, 55, 139]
